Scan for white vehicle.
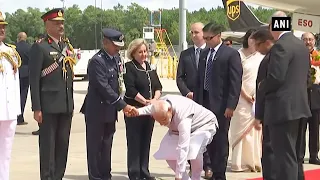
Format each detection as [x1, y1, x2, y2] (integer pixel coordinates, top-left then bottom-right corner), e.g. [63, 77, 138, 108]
[73, 49, 99, 80]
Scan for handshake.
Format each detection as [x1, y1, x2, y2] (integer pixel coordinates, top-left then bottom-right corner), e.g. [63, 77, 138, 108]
[123, 105, 139, 117]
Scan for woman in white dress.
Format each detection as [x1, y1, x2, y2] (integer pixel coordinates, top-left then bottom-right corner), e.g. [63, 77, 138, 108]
[230, 29, 264, 172]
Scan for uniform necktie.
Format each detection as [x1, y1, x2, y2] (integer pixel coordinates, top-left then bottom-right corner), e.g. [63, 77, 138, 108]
[195, 47, 201, 68]
[204, 48, 215, 91]
[58, 41, 63, 50]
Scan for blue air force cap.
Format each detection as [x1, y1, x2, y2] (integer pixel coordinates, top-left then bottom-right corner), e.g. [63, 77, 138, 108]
[102, 28, 124, 47]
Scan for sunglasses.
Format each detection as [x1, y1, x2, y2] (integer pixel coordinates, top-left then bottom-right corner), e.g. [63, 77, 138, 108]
[203, 33, 220, 41]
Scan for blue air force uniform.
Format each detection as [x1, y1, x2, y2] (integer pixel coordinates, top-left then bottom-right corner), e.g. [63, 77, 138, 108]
[81, 28, 127, 180]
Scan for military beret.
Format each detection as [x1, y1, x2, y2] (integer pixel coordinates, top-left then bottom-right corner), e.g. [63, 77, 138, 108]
[41, 8, 64, 22]
[102, 28, 124, 47]
[0, 11, 8, 25]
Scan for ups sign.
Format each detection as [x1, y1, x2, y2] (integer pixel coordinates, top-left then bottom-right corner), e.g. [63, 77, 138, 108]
[227, 0, 240, 21]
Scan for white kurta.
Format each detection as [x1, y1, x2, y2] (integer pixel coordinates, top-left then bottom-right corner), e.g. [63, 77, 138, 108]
[138, 94, 218, 178]
[0, 42, 21, 121]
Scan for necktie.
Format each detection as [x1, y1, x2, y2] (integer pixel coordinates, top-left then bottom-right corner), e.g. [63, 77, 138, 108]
[195, 47, 201, 68]
[58, 41, 63, 50]
[204, 48, 215, 91]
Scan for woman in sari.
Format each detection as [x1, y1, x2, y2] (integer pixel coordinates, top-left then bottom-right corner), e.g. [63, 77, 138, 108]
[230, 29, 264, 172]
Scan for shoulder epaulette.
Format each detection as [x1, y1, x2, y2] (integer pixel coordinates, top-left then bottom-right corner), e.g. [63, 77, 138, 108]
[5, 43, 16, 49]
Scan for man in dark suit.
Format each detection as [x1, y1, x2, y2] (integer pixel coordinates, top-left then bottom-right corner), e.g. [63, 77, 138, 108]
[194, 23, 243, 180]
[251, 29, 276, 180]
[16, 32, 31, 125]
[81, 28, 135, 180]
[29, 8, 76, 180]
[258, 11, 311, 180]
[177, 22, 206, 99]
[176, 22, 212, 178]
[300, 32, 320, 165]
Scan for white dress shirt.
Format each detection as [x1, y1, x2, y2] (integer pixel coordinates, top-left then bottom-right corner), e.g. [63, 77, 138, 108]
[194, 43, 206, 54]
[138, 94, 218, 178]
[0, 42, 21, 121]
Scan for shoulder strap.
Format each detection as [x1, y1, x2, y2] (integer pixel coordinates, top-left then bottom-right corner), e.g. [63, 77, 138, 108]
[4, 43, 16, 49]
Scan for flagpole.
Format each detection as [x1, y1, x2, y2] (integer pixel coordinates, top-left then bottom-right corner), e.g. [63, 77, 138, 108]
[100, 0, 103, 43]
[94, 0, 97, 49]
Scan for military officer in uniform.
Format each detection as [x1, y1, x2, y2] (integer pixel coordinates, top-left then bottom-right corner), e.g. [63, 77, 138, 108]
[29, 8, 76, 180]
[81, 28, 136, 180]
[0, 11, 22, 180]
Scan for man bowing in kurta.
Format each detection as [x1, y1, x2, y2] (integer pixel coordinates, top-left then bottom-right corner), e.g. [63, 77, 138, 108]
[126, 94, 218, 180]
[0, 11, 22, 180]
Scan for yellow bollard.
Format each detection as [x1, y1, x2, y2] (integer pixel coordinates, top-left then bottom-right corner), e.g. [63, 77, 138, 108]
[167, 57, 172, 79]
[172, 56, 177, 80]
[150, 55, 155, 65]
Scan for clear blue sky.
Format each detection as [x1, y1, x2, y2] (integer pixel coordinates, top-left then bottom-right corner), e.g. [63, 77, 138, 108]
[0, 0, 260, 14]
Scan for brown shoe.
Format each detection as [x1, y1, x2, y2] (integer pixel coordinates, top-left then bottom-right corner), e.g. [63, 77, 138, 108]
[32, 130, 39, 135]
[204, 169, 213, 179]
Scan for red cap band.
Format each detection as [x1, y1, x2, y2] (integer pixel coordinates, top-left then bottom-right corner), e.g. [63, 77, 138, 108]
[42, 12, 59, 22]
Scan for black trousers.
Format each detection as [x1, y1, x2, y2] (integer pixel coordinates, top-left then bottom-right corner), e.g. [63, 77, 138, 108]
[85, 120, 115, 180]
[39, 113, 72, 180]
[261, 124, 276, 180]
[203, 91, 229, 180]
[207, 114, 230, 180]
[125, 115, 155, 179]
[17, 77, 29, 123]
[300, 110, 320, 160]
[268, 119, 306, 180]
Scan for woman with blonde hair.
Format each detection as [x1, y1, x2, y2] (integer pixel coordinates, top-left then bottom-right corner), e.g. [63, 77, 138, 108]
[123, 38, 162, 180]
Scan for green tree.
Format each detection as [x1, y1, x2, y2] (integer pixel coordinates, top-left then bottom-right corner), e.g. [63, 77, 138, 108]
[4, 4, 275, 48]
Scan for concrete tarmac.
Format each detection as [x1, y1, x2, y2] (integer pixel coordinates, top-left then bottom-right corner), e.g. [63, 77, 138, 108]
[10, 78, 319, 180]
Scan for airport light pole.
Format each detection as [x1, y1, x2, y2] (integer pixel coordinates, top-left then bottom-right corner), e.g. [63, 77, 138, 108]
[61, 0, 65, 9]
[179, 0, 188, 52]
[94, 0, 97, 49]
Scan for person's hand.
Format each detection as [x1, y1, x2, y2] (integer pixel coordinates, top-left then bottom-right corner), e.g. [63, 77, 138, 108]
[123, 104, 134, 114]
[129, 107, 139, 117]
[254, 119, 262, 131]
[34, 111, 43, 123]
[123, 105, 139, 117]
[244, 94, 254, 104]
[224, 108, 234, 118]
[146, 98, 157, 105]
[186, 92, 194, 99]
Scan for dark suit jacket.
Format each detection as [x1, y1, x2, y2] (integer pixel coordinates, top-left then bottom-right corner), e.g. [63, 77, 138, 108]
[309, 84, 320, 110]
[255, 54, 270, 121]
[16, 41, 31, 78]
[83, 50, 127, 123]
[259, 32, 312, 125]
[176, 46, 203, 96]
[194, 43, 243, 115]
[29, 35, 74, 113]
[123, 59, 162, 107]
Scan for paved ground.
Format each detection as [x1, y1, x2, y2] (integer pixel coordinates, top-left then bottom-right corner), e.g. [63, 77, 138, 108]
[10, 78, 320, 180]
